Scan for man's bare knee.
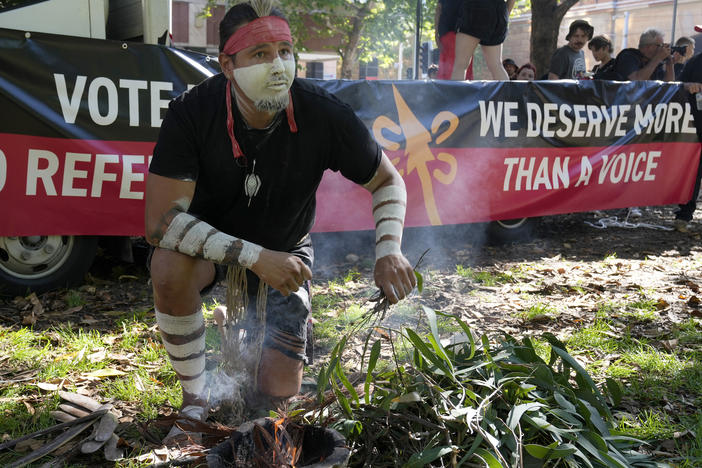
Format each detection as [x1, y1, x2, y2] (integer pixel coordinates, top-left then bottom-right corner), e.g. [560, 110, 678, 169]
[150, 249, 214, 309]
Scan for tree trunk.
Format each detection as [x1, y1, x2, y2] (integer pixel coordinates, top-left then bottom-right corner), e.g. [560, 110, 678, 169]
[530, 0, 580, 78]
[339, 2, 374, 79]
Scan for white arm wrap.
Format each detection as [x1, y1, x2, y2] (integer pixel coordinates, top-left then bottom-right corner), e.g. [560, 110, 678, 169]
[159, 212, 262, 268]
[372, 185, 406, 259]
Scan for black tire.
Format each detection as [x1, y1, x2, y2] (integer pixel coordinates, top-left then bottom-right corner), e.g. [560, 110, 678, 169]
[0, 235, 98, 297]
[487, 217, 538, 244]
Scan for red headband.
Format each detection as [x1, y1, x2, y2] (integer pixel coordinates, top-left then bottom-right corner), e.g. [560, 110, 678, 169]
[222, 16, 292, 55]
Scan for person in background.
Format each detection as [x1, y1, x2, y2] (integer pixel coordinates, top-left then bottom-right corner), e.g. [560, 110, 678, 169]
[434, 0, 473, 80]
[503, 58, 518, 79]
[612, 28, 674, 81]
[589, 34, 615, 79]
[548, 19, 593, 80]
[673, 36, 695, 80]
[427, 64, 439, 79]
[610, 28, 675, 218]
[450, 0, 516, 80]
[516, 63, 536, 80]
[673, 25, 702, 232]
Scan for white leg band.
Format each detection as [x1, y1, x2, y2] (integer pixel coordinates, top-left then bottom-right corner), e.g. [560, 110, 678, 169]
[180, 371, 206, 396]
[155, 309, 204, 335]
[162, 335, 206, 359]
[155, 308, 206, 397]
[169, 354, 206, 378]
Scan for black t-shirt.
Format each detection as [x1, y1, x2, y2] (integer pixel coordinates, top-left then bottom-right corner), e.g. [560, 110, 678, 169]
[150, 75, 382, 252]
[614, 48, 666, 81]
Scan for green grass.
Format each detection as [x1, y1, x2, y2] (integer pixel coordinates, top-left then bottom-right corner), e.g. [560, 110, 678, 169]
[64, 289, 85, 308]
[515, 302, 559, 321]
[616, 408, 681, 441]
[455, 265, 516, 286]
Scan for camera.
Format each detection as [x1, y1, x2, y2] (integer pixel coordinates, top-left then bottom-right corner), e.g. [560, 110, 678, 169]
[671, 45, 688, 55]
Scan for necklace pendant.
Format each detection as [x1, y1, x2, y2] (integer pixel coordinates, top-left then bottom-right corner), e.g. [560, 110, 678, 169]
[244, 160, 261, 207]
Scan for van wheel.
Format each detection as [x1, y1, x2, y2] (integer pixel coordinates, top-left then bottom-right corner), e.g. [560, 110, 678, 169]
[0, 236, 98, 297]
[487, 218, 538, 244]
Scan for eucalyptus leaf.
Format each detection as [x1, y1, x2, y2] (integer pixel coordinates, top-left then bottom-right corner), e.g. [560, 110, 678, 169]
[507, 402, 543, 431]
[402, 445, 453, 468]
[405, 328, 451, 376]
[606, 377, 624, 406]
[364, 340, 381, 405]
[413, 270, 423, 293]
[422, 306, 455, 373]
[335, 359, 359, 406]
[524, 441, 577, 459]
[472, 448, 505, 468]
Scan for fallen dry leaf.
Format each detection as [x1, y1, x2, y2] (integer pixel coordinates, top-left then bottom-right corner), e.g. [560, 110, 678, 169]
[23, 400, 35, 415]
[82, 368, 126, 379]
[28, 293, 44, 316]
[36, 381, 61, 391]
[21, 313, 37, 325]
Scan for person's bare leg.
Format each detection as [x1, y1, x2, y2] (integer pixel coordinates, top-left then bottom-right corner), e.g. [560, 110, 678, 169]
[482, 44, 509, 80]
[451, 32, 480, 80]
[150, 248, 215, 408]
[258, 346, 303, 397]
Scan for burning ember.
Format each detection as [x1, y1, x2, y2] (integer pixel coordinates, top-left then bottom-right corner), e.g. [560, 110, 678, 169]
[206, 417, 349, 468]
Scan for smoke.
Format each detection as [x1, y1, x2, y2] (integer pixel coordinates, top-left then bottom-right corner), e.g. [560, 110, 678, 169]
[204, 367, 249, 409]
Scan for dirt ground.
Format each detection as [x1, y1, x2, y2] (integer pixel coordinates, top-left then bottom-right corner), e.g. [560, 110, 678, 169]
[1, 203, 701, 463]
[3, 204, 700, 332]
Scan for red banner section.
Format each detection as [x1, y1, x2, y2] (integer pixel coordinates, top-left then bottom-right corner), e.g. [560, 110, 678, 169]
[2, 138, 700, 236]
[1, 134, 153, 236]
[313, 142, 702, 232]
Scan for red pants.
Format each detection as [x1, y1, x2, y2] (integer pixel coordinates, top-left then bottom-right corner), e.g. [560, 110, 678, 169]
[437, 32, 474, 80]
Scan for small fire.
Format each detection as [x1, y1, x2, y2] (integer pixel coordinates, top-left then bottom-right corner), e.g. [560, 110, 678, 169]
[251, 417, 303, 467]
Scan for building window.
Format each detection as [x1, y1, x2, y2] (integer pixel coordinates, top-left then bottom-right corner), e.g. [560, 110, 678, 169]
[306, 62, 324, 79]
[172, 1, 189, 43]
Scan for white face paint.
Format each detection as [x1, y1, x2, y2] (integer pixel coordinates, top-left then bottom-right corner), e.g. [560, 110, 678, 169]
[233, 57, 295, 112]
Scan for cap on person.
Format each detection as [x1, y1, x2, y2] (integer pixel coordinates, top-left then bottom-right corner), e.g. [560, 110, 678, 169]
[566, 19, 594, 41]
[503, 58, 517, 68]
[695, 25, 702, 33]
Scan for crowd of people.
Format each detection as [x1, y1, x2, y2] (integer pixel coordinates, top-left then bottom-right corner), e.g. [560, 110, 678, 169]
[430, 2, 699, 86]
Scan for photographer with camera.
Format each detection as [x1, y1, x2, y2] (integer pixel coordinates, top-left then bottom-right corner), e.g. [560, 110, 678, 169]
[611, 28, 674, 82]
[672, 36, 695, 80]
